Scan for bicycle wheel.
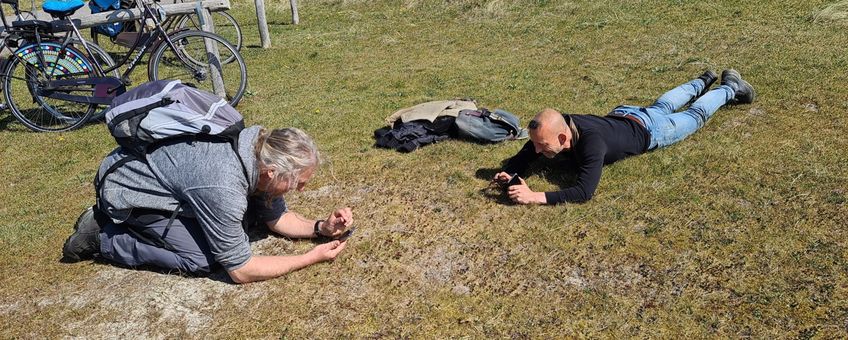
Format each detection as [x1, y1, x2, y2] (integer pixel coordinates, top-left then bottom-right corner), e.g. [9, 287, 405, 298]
[148, 30, 247, 106]
[73, 39, 119, 78]
[3, 42, 99, 132]
[176, 11, 242, 53]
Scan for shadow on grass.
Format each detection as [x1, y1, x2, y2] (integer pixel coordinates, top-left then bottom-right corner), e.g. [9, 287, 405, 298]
[267, 21, 291, 26]
[474, 167, 516, 205]
[88, 258, 237, 283]
[0, 114, 21, 131]
[0, 111, 105, 132]
[56, 225, 281, 284]
[474, 154, 580, 204]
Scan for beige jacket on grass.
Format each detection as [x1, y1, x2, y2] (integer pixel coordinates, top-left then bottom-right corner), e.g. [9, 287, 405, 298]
[385, 100, 477, 125]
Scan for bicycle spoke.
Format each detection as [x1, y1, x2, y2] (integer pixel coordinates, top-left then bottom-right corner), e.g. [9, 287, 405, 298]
[4, 44, 97, 132]
[179, 11, 242, 51]
[150, 31, 246, 106]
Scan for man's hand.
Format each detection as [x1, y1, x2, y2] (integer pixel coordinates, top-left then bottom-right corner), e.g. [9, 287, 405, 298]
[307, 240, 347, 262]
[507, 177, 547, 205]
[492, 171, 513, 184]
[228, 240, 348, 283]
[320, 207, 353, 237]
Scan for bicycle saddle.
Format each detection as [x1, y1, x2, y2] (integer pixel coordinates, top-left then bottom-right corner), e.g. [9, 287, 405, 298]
[42, 0, 85, 18]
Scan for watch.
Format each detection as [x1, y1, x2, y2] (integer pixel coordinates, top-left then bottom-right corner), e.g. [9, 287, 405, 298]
[313, 219, 324, 237]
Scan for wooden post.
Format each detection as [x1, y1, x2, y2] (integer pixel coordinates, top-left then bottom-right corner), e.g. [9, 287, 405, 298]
[290, 0, 299, 25]
[254, 0, 299, 49]
[199, 8, 226, 98]
[254, 0, 271, 48]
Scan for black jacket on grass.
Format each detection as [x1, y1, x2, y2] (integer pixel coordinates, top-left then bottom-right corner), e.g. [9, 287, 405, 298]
[503, 114, 650, 204]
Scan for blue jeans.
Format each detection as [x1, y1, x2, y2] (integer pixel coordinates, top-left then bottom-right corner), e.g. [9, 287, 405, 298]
[611, 80, 734, 150]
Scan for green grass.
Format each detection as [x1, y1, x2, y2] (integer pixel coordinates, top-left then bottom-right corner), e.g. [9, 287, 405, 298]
[1, 0, 847, 337]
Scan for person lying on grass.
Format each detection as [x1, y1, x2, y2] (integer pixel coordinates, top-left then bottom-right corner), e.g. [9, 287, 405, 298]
[62, 127, 353, 283]
[493, 69, 755, 205]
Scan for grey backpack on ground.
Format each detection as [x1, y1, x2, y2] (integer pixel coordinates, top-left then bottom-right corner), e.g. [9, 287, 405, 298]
[455, 108, 529, 143]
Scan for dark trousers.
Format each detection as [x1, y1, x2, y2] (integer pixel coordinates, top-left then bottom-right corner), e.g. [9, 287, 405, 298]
[99, 212, 216, 274]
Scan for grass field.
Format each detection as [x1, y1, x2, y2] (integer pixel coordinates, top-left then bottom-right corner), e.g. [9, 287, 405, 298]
[1, 0, 847, 337]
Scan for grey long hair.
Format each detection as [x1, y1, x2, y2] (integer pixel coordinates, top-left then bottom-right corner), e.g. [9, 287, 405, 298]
[255, 128, 321, 190]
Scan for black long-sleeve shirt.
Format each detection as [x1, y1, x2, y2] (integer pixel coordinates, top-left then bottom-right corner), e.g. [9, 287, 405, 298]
[503, 114, 650, 204]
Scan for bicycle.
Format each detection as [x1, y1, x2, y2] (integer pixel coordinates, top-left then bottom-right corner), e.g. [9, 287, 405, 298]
[0, 0, 121, 131]
[89, 0, 242, 59]
[0, 0, 247, 132]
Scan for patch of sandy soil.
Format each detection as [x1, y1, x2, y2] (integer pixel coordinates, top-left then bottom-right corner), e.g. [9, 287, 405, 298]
[64, 269, 240, 337]
[21, 235, 286, 337]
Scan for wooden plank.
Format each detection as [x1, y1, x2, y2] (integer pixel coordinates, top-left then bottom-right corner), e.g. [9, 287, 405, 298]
[254, 0, 299, 49]
[2, 0, 231, 30]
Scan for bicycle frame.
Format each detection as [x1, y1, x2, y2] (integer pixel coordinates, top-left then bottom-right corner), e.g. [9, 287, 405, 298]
[97, 0, 205, 84]
[0, 0, 207, 105]
[0, 1, 121, 104]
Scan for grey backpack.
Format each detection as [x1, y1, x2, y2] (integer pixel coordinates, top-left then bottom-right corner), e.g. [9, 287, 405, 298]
[455, 108, 528, 143]
[105, 79, 245, 158]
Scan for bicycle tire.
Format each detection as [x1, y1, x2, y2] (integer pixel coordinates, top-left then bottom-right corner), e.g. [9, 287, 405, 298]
[3, 42, 99, 132]
[176, 11, 243, 53]
[148, 30, 247, 107]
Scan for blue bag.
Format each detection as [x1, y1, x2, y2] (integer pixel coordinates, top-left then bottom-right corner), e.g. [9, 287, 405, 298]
[455, 108, 528, 143]
[89, 0, 124, 37]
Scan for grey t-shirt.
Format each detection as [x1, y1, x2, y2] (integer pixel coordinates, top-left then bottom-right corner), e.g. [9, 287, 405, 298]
[96, 125, 286, 270]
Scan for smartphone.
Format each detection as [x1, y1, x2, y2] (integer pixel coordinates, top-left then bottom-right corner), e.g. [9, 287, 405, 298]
[337, 227, 356, 241]
[507, 174, 521, 187]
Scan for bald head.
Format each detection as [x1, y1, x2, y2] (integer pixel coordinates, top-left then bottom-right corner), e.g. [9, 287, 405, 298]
[529, 108, 567, 135]
[528, 108, 571, 158]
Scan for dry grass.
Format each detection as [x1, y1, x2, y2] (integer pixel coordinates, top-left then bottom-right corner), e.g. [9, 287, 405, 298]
[813, 0, 848, 24]
[1, 0, 847, 337]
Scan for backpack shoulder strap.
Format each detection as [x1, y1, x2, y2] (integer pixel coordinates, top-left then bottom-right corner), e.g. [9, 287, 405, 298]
[94, 153, 138, 209]
[487, 109, 528, 140]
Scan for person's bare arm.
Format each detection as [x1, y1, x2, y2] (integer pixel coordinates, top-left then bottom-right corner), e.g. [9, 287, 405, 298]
[267, 208, 354, 238]
[227, 240, 346, 283]
[267, 211, 317, 238]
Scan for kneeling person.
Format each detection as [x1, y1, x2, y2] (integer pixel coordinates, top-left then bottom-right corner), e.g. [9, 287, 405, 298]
[62, 127, 352, 283]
